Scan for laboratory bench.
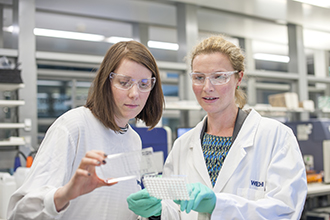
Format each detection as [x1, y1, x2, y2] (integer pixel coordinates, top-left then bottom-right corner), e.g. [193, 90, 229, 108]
[307, 182, 330, 197]
[302, 183, 330, 220]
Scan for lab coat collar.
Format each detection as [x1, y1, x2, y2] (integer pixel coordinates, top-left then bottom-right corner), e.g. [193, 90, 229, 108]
[188, 109, 262, 190]
[214, 108, 261, 191]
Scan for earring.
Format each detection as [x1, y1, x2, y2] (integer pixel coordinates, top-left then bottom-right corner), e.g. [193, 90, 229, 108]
[237, 85, 240, 89]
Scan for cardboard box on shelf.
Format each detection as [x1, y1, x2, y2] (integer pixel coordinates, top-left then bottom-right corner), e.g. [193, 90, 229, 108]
[268, 92, 299, 110]
[299, 100, 315, 112]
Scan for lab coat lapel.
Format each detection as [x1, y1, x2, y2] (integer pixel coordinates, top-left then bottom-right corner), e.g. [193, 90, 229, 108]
[191, 140, 213, 188]
[213, 109, 261, 192]
[190, 120, 213, 188]
[213, 140, 247, 191]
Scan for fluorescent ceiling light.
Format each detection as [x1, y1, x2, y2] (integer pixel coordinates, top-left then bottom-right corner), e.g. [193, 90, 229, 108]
[293, 0, 330, 8]
[105, 36, 133, 44]
[148, 40, 179, 51]
[3, 26, 179, 51]
[34, 28, 105, 42]
[3, 26, 105, 42]
[253, 53, 290, 63]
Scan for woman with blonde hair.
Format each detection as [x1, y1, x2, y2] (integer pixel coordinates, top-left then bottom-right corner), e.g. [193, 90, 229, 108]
[128, 35, 307, 220]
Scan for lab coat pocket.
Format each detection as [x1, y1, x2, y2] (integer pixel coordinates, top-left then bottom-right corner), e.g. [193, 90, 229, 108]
[237, 188, 265, 200]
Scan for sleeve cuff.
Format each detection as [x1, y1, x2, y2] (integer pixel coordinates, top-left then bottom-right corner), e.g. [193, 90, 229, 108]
[44, 188, 70, 218]
[211, 193, 228, 218]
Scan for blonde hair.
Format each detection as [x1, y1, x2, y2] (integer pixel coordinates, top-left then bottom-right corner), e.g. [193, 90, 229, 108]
[190, 35, 247, 108]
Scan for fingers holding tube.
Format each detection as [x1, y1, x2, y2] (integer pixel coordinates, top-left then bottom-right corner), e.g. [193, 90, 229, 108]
[84, 150, 107, 166]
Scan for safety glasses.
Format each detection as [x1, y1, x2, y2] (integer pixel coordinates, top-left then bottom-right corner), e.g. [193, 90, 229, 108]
[189, 71, 238, 86]
[109, 72, 156, 92]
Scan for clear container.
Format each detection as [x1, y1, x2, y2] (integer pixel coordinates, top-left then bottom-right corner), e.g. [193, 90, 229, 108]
[95, 147, 157, 183]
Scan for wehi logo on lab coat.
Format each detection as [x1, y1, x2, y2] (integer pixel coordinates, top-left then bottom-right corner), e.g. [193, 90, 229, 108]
[251, 180, 264, 187]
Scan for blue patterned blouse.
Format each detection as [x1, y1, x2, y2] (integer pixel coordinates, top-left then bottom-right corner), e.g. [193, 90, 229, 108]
[202, 133, 233, 187]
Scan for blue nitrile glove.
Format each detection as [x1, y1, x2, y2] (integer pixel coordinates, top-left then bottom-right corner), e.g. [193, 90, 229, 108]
[174, 182, 216, 214]
[127, 189, 162, 218]
[14, 155, 21, 171]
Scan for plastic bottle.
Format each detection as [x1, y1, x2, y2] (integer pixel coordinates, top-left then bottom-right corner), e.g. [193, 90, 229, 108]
[0, 172, 17, 219]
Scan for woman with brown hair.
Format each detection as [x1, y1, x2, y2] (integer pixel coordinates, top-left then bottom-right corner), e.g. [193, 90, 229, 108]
[8, 40, 164, 220]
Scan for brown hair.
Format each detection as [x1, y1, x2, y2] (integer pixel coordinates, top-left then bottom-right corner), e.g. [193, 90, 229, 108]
[85, 41, 164, 132]
[190, 35, 247, 108]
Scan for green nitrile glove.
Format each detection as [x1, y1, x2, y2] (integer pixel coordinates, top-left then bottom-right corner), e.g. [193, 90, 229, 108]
[174, 182, 216, 214]
[127, 189, 162, 218]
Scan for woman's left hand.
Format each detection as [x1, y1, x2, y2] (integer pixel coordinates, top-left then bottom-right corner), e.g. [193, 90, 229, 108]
[174, 182, 216, 214]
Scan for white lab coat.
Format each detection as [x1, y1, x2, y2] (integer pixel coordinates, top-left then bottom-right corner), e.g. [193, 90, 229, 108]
[162, 109, 307, 220]
[7, 107, 141, 220]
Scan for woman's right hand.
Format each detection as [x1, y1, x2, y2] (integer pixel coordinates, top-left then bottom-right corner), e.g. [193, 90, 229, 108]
[54, 150, 117, 212]
[127, 189, 162, 217]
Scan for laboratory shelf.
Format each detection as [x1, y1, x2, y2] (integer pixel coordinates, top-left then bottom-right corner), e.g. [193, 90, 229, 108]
[0, 137, 25, 146]
[0, 123, 26, 129]
[322, 108, 330, 113]
[0, 100, 25, 107]
[165, 100, 202, 110]
[0, 83, 24, 91]
[251, 104, 307, 113]
[307, 182, 330, 197]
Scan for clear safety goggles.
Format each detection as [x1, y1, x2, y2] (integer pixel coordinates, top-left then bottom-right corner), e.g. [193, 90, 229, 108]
[109, 72, 156, 92]
[189, 71, 238, 86]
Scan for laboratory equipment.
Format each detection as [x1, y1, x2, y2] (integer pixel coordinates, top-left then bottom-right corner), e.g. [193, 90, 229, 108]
[285, 119, 330, 183]
[132, 127, 171, 162]
[132, 126, 172, 173]
[142, 174, 191, 200]
[306, 206, 330, 220]
[0, 172, 16, 219]
[323, 140, 330, 184]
